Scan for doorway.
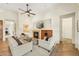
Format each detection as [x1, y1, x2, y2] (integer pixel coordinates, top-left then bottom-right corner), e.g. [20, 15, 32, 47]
[0, 20, 3, 42]
[5, 20, 15, 37]
[60, 13, 75, 43]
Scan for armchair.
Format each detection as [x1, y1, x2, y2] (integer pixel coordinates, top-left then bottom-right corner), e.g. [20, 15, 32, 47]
[38, 37, 54, 52]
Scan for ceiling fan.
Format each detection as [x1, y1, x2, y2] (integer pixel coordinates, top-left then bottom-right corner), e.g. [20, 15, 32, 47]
[19, 4, 36, 16]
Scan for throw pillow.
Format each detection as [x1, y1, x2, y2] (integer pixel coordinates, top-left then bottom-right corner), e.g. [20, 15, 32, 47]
[12, 36, 22, 45]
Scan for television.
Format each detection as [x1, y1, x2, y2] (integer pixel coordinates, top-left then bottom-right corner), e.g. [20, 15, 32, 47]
[36, 22, 44, 29]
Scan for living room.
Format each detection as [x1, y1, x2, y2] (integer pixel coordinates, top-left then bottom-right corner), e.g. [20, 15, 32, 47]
[0, 3, 79, 56]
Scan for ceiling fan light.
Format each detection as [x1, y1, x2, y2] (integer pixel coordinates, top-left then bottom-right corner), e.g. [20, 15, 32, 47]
[26, 4, 29, 6]
[19, 4, 36, 16]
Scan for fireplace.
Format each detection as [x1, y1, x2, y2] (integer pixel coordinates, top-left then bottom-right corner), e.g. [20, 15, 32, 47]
[33, 29, 52, 40]
[33, 32, 39, 39]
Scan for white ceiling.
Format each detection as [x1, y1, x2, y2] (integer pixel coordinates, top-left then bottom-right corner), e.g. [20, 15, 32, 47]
[0, 3, 79, 15]
[0, 3, 53, 12]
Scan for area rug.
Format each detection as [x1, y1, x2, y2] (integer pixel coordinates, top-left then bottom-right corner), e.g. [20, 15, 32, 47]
[24, 45, 50, 56]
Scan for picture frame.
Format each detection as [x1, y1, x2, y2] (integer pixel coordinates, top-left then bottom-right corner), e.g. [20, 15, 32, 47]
[23, 24, 29, 32]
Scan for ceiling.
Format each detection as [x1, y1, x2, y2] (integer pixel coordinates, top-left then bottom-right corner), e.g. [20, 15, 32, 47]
[0, 3, 54, 13]
[0, 3, 79, 15]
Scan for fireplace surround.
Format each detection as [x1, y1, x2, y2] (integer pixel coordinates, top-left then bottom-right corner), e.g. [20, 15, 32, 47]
[33, 29, 52, 40]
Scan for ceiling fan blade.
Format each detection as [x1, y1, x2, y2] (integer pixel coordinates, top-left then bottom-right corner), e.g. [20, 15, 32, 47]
[19, 4, 36, 16]
[29, 13, 36, 15]
[18, 8, 26, 12]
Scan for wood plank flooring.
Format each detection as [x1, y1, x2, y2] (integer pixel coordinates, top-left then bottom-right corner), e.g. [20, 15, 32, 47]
[50, 39, 79, 56]
[0, 41, 11, 56]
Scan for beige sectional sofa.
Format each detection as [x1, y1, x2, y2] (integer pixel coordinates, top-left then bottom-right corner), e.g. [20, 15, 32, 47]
[8, 36, 33, 56]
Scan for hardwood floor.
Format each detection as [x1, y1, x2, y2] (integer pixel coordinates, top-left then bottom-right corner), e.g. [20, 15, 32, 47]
[50, 39, 79, 56]
[0, 41, 11, 56]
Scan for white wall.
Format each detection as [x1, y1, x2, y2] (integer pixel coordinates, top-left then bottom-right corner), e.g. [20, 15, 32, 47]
[62, 17, 72, 39]
[75, 11, 79, 49]
[17, 13, 33, 35]
[0, 9, 17, 20]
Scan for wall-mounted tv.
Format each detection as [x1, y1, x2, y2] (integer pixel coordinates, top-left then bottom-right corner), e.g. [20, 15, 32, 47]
[36, 22, 44, 29]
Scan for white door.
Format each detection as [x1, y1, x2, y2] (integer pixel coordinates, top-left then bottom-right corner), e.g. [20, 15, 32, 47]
[62, 17, 72, 39]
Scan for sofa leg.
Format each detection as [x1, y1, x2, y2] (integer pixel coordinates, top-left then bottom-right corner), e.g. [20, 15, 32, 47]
[31, 50, 32, 52]
[48, 50, 50, 52]
[38, 45, 40, 47]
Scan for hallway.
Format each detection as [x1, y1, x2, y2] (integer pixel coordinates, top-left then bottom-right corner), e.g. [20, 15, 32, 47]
[50, 39, 79, 56]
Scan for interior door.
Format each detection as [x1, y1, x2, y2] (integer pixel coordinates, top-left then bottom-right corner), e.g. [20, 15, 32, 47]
[62, 17, 72, 39]
[0, 20, 3, 41]
[60, 13, 75, 43]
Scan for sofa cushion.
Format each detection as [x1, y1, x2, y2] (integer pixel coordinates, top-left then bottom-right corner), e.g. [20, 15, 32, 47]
[26, 37, 32, 42]
[21, 34, 32, 42]
[12, 36, 22, 45]
[8, 36, 18, 48]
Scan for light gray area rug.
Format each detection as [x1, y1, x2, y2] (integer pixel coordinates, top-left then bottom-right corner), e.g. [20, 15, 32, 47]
[24, 45, 50, 56]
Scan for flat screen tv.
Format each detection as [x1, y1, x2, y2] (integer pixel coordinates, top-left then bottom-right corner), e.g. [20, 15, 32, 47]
[36, 22, 44, 29]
